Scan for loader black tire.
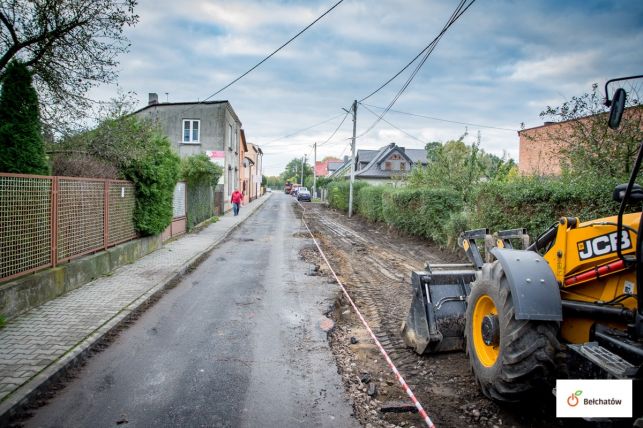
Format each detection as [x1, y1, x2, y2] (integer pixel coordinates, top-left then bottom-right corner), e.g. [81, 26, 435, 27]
[465, 261, 560, 402]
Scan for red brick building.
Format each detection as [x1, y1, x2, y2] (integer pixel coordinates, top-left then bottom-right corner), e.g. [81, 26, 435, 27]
[518, 107, 642, 175]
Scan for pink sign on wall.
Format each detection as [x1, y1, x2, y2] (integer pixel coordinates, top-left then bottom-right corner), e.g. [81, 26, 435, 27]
[206, 150, 225, 166]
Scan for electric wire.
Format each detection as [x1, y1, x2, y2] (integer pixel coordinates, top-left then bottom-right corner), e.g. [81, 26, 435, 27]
[360, 103, 426, 144]
[359, 0, 473, 103]
[182, 0, 345, 116]
[318, 109, 351, 147]
[362, 103, 518, 132]
[261, 112, 346, 147]
[357, 0, 476, 139]
[201, 0, 344, 102]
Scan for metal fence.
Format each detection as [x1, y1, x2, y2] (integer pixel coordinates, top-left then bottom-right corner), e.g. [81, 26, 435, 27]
[1, 173, 137, 283]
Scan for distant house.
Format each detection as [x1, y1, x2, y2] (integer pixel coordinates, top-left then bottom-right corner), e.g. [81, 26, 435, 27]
[315, 157, 340, 177]
[133, 93, 243, 210]
[330, 143, 426, 186]
[518, 107, 643, 175]
[246, 142, 263, 201]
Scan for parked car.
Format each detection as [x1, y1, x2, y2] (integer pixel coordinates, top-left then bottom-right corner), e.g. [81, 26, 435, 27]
[266, 187, 272, 192]
[297, 189, 312, 202]
[291, 187, 300, 197]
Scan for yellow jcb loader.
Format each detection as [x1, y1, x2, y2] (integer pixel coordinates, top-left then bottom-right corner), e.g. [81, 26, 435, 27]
[401, 76, 642, 413]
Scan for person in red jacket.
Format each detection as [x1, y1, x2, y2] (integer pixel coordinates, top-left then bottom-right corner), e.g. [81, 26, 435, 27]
[231, 189, 243, 216]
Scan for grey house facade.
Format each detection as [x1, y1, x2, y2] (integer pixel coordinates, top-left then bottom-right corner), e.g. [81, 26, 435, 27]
[133, 95, 242, 207]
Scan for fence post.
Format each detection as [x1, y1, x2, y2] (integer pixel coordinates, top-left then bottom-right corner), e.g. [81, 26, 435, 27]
[51, 177, 58, 268]
[104, 180, 110, 250]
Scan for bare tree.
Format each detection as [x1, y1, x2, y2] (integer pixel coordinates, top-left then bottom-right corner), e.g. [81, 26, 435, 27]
[0, 0, 138, 133]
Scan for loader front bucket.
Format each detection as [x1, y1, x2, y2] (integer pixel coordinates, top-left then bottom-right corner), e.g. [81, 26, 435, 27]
[401, 265, 476, 354]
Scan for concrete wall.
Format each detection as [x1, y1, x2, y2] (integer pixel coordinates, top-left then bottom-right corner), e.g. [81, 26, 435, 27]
[0, 235, 163, 321]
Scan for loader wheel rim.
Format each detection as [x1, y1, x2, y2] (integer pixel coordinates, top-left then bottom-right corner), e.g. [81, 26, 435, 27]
[472, 295, 499, 367]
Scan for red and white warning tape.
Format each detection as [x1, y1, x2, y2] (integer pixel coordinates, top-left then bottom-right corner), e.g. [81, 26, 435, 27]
[298, 202, 436, 428]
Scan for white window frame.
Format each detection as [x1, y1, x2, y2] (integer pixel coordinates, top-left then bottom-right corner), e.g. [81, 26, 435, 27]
[182, 119, 200, 144]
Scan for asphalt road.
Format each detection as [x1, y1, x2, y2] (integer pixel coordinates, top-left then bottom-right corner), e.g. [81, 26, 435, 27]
[25, 194, 357, 428]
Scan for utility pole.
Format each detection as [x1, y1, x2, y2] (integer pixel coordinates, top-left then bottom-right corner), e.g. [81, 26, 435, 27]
[313, 142, 317, 198]
[301, 154, 307, 186]
[348, 100, 357, 218]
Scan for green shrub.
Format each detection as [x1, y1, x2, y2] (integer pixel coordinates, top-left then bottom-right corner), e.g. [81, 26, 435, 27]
[181, 153, 223, 186]
[382, 187, 463, 244]
[440, 210, 471, 248]
[469, 175, 620, 238]
[181, 154, 223, 230]
[356, 185, 386, 222]
[327, 180, 368, 212]
[122, 132, 180, 235]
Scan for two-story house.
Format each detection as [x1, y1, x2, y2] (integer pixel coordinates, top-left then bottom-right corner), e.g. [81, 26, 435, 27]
[133, 93, 242, 211]
[329, 143, 427, 186]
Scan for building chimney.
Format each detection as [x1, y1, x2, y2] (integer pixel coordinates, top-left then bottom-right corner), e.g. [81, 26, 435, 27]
[148, 93, 159, 106]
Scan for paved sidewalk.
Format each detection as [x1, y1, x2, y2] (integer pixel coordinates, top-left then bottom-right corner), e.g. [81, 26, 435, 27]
[0, 194, 272, 420]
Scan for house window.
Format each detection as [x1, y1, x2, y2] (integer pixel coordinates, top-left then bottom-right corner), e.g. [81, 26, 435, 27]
[182, 120, 200, 143]
[228, 124, 234, 150]
[384, 161, 392, 170]
[400, 162, 406, 171]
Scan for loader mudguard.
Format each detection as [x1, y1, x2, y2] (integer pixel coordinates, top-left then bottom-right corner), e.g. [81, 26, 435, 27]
[490, 248, 563, 321]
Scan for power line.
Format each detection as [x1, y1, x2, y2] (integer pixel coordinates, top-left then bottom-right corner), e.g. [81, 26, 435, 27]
[261, 112, 346, 146]
[362, 103, 518, 132]
[359, 0, 473, 103]
[199, 0, 344, 103]
[318, 109, 351, 146]
[360, 103, 427, 144]
[357, 0, 476, 139]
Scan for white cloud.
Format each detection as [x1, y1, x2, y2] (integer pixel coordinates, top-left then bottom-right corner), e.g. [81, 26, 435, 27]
[508, 51, 601, 82]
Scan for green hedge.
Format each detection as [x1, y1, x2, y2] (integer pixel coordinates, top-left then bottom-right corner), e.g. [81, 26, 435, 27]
[381, 188, 463, 242]
[181, 153, 222, 230]
[122, 132, 180, 236]
[327, 180, 368, 212]
[356, 185, 386, 222]
[323, 175, 623, 249]
[470, 175, 621, 238]
[187, 183, 213, 230]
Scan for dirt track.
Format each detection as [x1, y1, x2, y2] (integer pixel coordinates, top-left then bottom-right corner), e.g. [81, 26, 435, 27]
[299, 203, 565, 428]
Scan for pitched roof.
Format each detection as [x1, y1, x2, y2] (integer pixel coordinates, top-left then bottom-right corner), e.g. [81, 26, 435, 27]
[328, 159, 351, 179]
[327, 143, 425, 179]
[405, 149, 428, 164]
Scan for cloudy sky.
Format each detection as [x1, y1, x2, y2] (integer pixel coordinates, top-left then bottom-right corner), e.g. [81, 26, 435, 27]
[91, 0, 643, 176]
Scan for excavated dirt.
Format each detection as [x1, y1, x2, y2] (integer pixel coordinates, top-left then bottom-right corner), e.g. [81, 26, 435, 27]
[298, 203, 566, 428]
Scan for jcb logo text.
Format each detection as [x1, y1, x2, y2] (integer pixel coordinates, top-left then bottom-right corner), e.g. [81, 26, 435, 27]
[577, 231, 632, 261]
